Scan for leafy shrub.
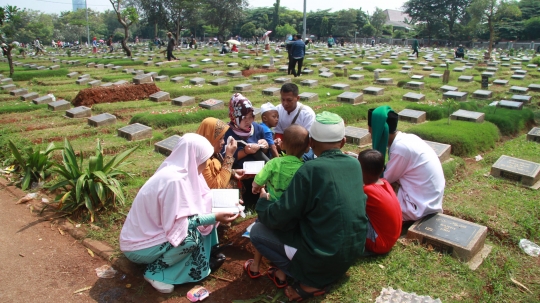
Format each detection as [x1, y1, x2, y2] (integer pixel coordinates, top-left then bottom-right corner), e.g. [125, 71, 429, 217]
[159, 67, 203, 75]
[130, 109, 229, 128]
[407, 119, 499, 157]
[12, 69, 69, 81]
[479, 107, 535, 135]
[49, 139, 138, 222]
[9, 140, 59, 190]
[0, 103, 47, 114]
[532, 57, 540, 65]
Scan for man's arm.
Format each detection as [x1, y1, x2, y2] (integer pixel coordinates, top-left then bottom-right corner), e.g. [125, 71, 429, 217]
[384, 153, 409, 184]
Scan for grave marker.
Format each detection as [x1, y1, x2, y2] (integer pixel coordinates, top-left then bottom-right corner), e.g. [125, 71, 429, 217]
[48, 100, 71, 111]
[472, 90, 493, 99]
[424, 140, 452, 162]
[149, 91, 170, 102]
[443, 91, 468, 101]
[274, 77, 291, 84]
[497, 100, 523, 110]
[403, 92, 425, 102]
[331, 83, 350, 91]
[172, 96, 195, 106]
[337, 92, 363, 104]
[319, 72, 335, 78]
[88, 80, 101, 87]
[398, 109, 426, 123]
[376, 78, 393, 85]
[171, 76, 185, 83]
[526, 127, 540, 143]
[210, 78, 228, 86]
[154, 135, 182, 156]
[253, 75, 268, 82]
[88, 113, 117, 127]
[493, 79, 508, 86]
[509, 86, 528, 94]
[528, 84, 540, 92]
[133, 74, 152, 84]
[450, 109, 485, 123]
[363, 87, 384, 96]
[10, 88, 28, 96]
[262, 87, 281, 96]
[65, 106, 92, 118]
[118, 123, 153, 141]
[301, 79, 318, 87]
[491, 155, 540, 186]
[234, 84, 253, 92]
[344, 126, 371, 146]
[0, 84, 16, 92]
[407, 213, 488, 262]
[20, 92, 39, 101]
[189, 77, 205, 85]
[405, 81, 424, 90]
[154, 75, 169, 82]
[510, 95, 531, 103]
[32, 95, 54, 105]
[199, 99, 224, 110]
[298, 92, 318, 102]
[349, 74, 364, 81]
[458, 75, 473, 82]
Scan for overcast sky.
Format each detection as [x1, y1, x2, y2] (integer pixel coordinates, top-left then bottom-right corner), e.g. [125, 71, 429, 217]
[10, 0, 407, 15]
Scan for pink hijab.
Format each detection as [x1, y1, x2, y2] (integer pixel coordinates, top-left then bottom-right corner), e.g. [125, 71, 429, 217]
[120, 134, 214, 251]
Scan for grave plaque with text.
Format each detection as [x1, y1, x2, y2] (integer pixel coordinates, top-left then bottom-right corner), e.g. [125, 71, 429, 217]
[154, 135, 182, 156]
[424, 140, 451, 162]
[407, 213, 487, 262]
[344, 126, 371, 146]
[398, 109, 426, 123]
[490, 155, 540, 186]
[450, 109, 485, 123]
[117, 123, 153, 141]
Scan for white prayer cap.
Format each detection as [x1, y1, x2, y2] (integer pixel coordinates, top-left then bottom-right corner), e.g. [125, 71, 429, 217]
[310, 111, 345, 142]
[260, 102, 277, 115]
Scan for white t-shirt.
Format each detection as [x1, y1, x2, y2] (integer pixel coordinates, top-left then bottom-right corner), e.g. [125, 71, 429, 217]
[384, 132, 445, 221]
[274, 102, 316, 134]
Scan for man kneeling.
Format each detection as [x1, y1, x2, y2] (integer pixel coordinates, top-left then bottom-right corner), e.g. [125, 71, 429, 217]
[249, 112, 368, 301]
[358, 149, 402, 254]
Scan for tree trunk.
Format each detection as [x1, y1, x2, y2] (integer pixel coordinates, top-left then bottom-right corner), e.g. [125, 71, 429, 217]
[7, 47, 14, 77]
[488, 19, 494, 58]
[122, 26, 132, 57]
[154, 22, 158, 38]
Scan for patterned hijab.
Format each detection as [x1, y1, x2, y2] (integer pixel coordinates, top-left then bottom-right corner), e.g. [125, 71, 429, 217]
[196, 117, 229, 151]
[228, 93, 254, 138]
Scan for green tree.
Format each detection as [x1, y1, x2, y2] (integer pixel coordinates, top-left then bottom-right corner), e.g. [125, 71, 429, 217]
[331, 9, 358, 37]
[523, 16, 540, 40]
[404, 0, 445, 42]
[320, 16, 329, 37]
[275, 23, 297, 38]
[518, 0, 540, 20]
[239, 22, 256, 38]
[203, 0, 247, 42]
[468, 0, 521, 57]
[109, 0, 139, 57]
[370, 7, 387, 36]
[361, 23, 375, 37]
[0, 5, 23, 76]
[270, 0, 280, 36]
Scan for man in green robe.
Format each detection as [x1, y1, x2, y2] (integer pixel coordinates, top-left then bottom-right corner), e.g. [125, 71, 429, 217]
[412, 35, 419, 58]
[250, 112, 368, 301]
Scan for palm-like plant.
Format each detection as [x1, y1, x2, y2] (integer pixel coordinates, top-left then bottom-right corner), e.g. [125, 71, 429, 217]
[8, 140, 59, 190]
[49, 139, 138, 222]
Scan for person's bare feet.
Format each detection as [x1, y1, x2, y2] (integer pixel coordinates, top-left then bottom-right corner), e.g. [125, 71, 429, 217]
[249, 260, 259, 273]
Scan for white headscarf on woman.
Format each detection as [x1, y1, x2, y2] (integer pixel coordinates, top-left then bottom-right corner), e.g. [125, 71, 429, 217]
[120, 133, 215, 252]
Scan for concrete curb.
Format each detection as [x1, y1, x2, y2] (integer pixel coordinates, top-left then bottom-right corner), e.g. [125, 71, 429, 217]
[0, 177, 143, 277]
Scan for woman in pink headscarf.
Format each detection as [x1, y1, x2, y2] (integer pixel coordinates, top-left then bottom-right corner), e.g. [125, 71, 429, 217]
[119, 133, 239, 294]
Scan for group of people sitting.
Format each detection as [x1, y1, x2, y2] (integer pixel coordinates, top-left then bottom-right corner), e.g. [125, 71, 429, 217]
[119, 83, 446, 300]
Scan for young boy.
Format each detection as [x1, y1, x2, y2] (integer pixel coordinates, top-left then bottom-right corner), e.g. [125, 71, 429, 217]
[259, 102, 280, 158]
[358, 149, 402, 254]
[244, 125, 309, 281]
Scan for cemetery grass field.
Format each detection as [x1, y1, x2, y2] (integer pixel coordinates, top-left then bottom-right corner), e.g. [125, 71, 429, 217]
[1, 45, 539, 302]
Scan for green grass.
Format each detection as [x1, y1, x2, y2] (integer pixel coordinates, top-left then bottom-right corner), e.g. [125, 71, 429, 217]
[11, 69, 69, 81]
[479, 107, 535, 136]
[0, 103, 47, 114]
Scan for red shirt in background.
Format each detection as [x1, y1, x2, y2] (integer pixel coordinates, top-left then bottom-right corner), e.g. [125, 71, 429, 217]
[364, 178, 402, 254]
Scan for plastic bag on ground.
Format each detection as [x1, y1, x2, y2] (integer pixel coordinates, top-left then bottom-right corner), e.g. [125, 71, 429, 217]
[95, 265, 118, 278]
[519, 239, 540, 257]
[16, 193, 38, 204]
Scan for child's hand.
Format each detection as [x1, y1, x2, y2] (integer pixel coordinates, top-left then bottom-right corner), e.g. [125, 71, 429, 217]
[234, 169, 246, 180]
[259, 188, 270, 200]
[257, 139, 269, 150]
[215, 212, 239, 224]
[252, 181, 262, 194]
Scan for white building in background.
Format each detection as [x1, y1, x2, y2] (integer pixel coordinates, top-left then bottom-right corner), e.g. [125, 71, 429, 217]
[72, 0, 85, 11]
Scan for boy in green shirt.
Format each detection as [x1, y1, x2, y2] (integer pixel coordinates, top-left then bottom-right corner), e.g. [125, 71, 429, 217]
[244, 124, 309, 280]
[252, 124, 310, 201]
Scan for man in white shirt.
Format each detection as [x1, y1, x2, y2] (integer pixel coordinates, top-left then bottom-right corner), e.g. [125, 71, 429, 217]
[368, 106, 445, 222]
[274, 83, 316, 160]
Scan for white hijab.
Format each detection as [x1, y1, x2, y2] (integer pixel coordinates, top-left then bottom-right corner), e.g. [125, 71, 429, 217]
[119, 133, 214, 251]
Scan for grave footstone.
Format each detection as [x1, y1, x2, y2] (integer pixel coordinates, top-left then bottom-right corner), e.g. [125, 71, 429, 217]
[424, 140, 452, 162]
[511, 74, 525, 80]
[88, 113, 117, 127]
[344, 126, 371, 146]
[189, 77, 205, 85]
[363, 87, 384, 96]
[349, 74, 364, 81]
[20, 92, 39, 101]
[210, 78, 228, 86]
[301, 79, 318, 87]
[149, 91, 170, 102]
[171, 76, 185, 83]
[319, 72, 335, 78]
[155, 75, 169, 82]
[227, 70, 243, 78]
[10, 88, 28, 96]
[411, 75, 424, 80]
[234, 84, 253, 92]
[48, 99, 71, 111]
[528, 84, 540, 92]
[113, 80, 128, 86]
[407, 213, 488, 262]
[199, 99, 224, 110]
[403, 92, 425, 102]
[133, 74, 152, 85]
[337, 92, 363, 104]
[398, 109, 426, 123]
[491, 155, 540, 186]
[440, 85, 458, 92]
[509, 86, 528, 94]
[274, 77, 291, 84]
[253, 75, 268, 82]
[376, 78, 393, 85]
[497, 100, 523, 110]
[1, 84, 16, 92]
[32, 95, 53, 105]
[262, 87, 281, 96]
[526, 127, 540, 143]
[331, 83, 350, 91]
[510, 95, 531, 103]
[472, 90, 492, 99]
[172, 96, 195, 106]
[154, 135, 182, 156]
[65, 106, 92, 118]
[405, 81, 424, 90]
[458, 75, 473, 82]
[118, 123, 153, 141]
[493, 79, 508, 86]
[298, 92, 318, 102]
[450, 109, 485, 123]
[88, 80, 101, 87]
[443, 91, 468, 101]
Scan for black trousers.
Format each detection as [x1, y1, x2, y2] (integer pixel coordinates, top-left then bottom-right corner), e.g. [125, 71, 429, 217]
[291, 57, 304, 77]
[167, 49, 176, 61]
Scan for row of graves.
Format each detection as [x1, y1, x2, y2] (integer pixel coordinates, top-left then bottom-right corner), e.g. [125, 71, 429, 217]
[1, 43, 539, 271]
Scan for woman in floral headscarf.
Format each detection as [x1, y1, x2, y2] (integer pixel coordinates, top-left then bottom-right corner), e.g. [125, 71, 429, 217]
[196, 117, 245, 189]
[221, 93, 269, 206]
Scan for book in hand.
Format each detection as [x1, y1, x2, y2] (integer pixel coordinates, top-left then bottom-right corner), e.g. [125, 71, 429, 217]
[211, 189, 242, 214]
[243, 161, 265, 174]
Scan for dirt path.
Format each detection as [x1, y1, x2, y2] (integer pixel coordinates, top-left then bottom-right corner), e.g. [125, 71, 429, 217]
[0, 181, 280, 303]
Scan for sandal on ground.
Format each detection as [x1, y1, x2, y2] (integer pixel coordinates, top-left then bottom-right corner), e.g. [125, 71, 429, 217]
[286, 281, 327, 302]
[243, 259, 262, 279]
[266, 267, 288, 288]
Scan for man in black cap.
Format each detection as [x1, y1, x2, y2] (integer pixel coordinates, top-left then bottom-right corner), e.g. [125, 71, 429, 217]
[368, 106, 445, 223]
